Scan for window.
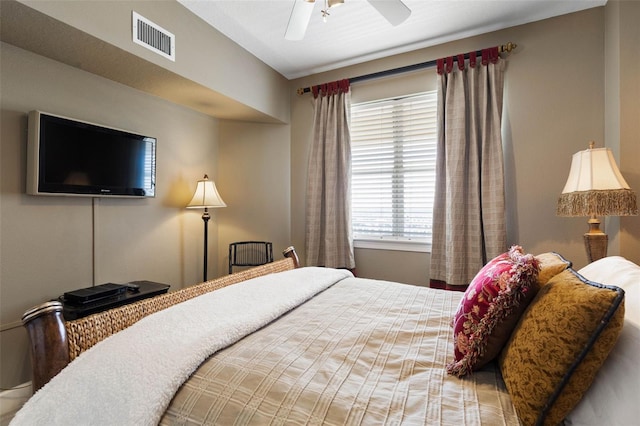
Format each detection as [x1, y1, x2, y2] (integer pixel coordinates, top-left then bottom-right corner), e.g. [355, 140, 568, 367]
[350, 91, 437, 252]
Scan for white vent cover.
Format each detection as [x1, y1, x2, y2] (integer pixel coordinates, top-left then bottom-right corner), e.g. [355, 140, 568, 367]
[132, 11, 175, 61]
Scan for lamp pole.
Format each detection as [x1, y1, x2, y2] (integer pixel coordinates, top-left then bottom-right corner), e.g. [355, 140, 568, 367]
[202, 207, 210, 281]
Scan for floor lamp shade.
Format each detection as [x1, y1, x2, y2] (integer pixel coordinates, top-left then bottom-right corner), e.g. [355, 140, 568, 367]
[557, 143, 638, 262]
[187, 175, 226, 281]
[187, 175, 227, 209]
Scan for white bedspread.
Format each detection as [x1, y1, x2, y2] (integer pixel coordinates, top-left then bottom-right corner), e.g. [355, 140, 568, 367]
[11, 267, 352, 426]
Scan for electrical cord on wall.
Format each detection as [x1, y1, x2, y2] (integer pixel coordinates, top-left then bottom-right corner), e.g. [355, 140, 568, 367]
[92, 197, 97, 286]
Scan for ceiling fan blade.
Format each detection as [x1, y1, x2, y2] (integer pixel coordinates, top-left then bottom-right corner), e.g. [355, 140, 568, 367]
[285, 0, 316, 40]
[367, 0, 411, 26]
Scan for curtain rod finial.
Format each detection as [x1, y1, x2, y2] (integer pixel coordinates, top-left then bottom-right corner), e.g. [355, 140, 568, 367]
[501, 42, 517, 53]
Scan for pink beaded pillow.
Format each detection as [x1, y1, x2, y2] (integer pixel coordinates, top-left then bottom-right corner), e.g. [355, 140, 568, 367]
[447, 245, 540, 377]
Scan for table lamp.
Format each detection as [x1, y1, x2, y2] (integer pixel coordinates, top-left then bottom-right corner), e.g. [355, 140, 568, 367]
[187, 174, 227, 281]
[557, 141, 637, 262]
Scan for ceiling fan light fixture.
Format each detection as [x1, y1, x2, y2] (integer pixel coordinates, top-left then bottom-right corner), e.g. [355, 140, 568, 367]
[286, 0, 411, 40]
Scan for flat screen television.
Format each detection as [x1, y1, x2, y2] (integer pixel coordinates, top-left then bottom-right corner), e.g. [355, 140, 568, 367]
[27, 111, 156, 198]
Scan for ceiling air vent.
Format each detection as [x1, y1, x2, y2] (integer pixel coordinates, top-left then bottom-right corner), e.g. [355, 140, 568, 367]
[132, 11, 175, 61]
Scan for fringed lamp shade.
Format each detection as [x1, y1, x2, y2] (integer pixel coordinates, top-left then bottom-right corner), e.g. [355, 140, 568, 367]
[557, 143, 638, 262]
[557, 189, 637, 217]
[557, 147, 637, 217]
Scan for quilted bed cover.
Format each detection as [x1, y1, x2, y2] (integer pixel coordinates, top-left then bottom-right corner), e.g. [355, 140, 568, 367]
[161, 276, 518, 425]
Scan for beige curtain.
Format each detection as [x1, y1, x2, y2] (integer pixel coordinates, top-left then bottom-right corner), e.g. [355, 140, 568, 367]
[305, 80, 356, 269]
[430, 50, 507, 290]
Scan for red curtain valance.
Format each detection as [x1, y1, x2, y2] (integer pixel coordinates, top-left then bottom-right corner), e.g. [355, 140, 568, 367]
[311, 79, 350, 98]
[436, 46, 500, 75]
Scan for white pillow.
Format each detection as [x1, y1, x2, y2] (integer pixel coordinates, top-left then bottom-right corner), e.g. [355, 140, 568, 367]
[564, 256, 640, 425]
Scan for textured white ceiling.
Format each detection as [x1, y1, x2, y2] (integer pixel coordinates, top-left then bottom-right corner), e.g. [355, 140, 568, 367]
[178, 0, 606, 80]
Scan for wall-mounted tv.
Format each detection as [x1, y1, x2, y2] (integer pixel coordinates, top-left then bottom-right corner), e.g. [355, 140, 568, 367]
[27, 111, 156, 198]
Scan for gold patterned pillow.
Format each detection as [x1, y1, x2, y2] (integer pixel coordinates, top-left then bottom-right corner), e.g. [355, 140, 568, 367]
[535, 252, 571, 286]
[498, 268, 625, 426]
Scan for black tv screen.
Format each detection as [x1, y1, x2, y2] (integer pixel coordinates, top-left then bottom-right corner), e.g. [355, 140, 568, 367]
[27, 111, 156, 198]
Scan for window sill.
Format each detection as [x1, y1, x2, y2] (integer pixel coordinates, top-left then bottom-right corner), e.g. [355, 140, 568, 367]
[353, 239, 431, 253]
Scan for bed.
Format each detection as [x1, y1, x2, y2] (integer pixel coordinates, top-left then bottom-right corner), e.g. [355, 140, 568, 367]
[11, 246, 640, 425]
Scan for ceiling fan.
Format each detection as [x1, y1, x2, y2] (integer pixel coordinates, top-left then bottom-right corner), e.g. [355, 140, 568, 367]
[285, 0, 411, 40]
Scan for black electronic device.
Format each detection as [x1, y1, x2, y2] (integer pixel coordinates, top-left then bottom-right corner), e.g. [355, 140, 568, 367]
[26, 111, 157, 198]
[60, 281, 170, 320]
[63, 283, 128, 305]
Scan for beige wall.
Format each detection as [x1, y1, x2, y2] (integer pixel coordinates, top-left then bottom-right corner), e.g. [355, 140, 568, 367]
[290, 8, 614, 284]
[217, 121, 292, 273]
[606, 0, 640, 265]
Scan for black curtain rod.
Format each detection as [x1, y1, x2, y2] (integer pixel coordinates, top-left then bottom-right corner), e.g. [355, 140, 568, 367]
[297, 42, 516, 95]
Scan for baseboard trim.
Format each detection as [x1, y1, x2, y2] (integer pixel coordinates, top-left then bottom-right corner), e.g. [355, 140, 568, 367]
[0, 382, 32, 426]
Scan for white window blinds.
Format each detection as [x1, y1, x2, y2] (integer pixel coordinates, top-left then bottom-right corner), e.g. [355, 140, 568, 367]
[351, 92, 437, 245]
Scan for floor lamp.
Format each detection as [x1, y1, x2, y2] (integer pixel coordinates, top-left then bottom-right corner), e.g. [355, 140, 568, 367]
[557, 142, 637, 262]
[187, 174, 227, 281]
